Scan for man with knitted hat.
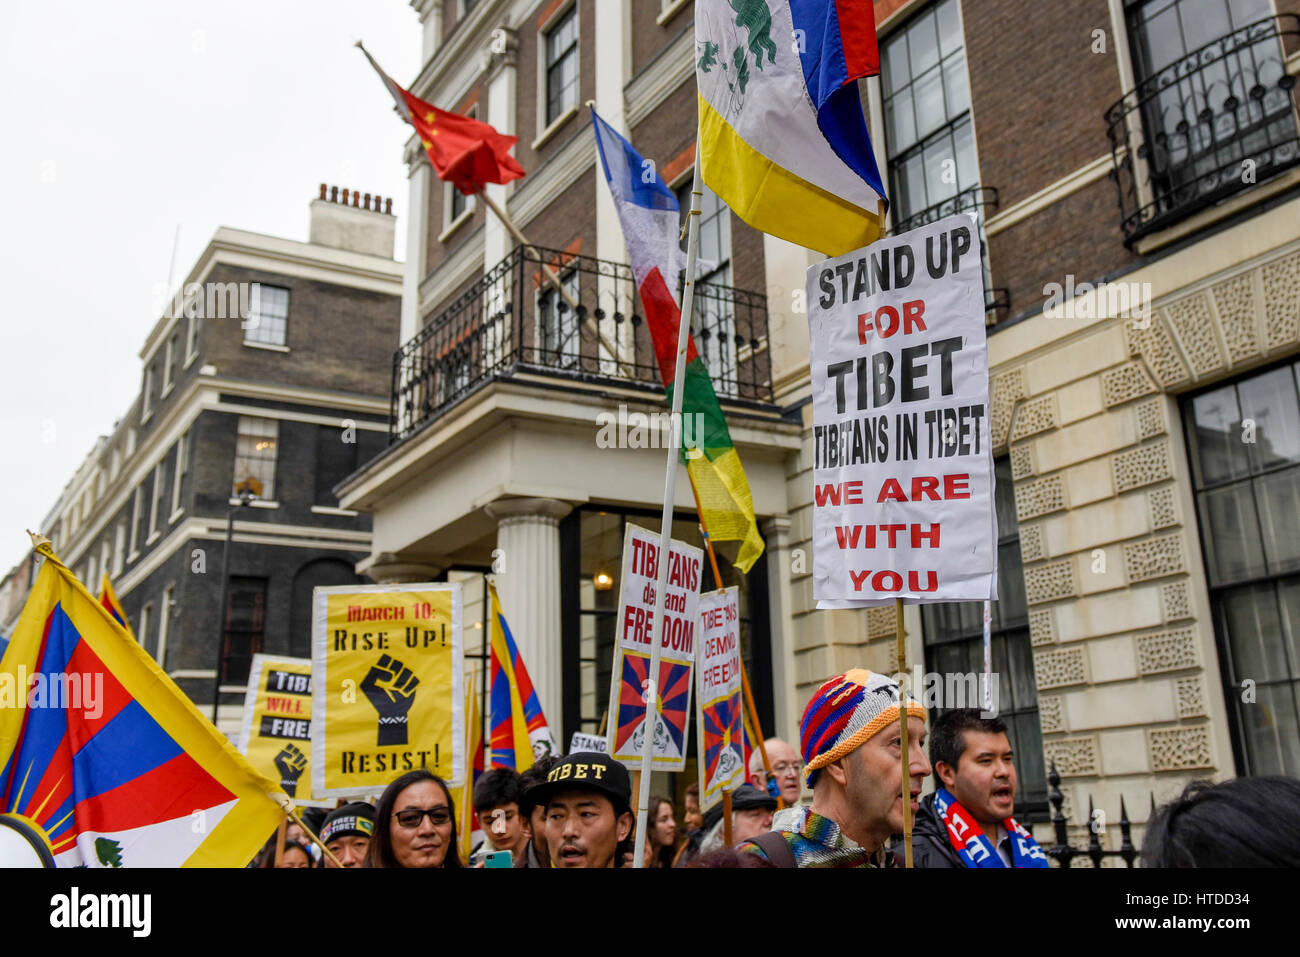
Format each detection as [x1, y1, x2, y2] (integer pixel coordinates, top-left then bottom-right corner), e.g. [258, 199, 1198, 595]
[320, 802, 375, 868]
[739, 669, 929, 867]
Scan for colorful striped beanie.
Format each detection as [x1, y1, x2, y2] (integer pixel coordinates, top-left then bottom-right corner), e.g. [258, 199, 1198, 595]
[800, 669, 927, 787]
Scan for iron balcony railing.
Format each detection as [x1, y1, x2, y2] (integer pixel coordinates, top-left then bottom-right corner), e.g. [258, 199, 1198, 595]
[1106, 14, 1300, 244]
[391, 245, 773, 441]
[892, 185, 1009, 318]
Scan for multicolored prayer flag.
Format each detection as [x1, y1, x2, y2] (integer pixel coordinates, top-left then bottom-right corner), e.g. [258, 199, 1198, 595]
[97, 573, 134, 641]
[591, 108, 765, 573]
[0, 541, 285, 866]
[487, 582, 556, 771]
[457, 670, 484, 863]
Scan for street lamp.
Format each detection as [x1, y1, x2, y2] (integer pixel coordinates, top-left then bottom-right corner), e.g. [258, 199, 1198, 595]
[210, 481, 258, 724]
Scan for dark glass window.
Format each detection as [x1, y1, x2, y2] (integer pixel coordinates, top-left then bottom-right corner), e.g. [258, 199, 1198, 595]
[921, 457, 1045, 819]
[676, 178, 735, 384]
[1185, 361, 1300, 776]
[537, 271, 580, 371]
[245, 284, 290, 347]
[222, 576, 267, 686]
[544, 7, 579, 126]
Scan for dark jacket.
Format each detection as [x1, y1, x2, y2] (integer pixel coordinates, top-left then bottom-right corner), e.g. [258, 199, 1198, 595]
[894, 793, 965, 868]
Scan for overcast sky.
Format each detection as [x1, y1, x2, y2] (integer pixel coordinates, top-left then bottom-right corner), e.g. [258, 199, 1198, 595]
[0, 1, 422, 574]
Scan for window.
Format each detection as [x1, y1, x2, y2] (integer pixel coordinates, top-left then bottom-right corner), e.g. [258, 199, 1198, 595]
[162, 332, 176, 392]
[110, 447, 121, 480]
[99, 541, 111, 586]
[1185, 361, 1300, 776]
[113, 521, 126, 575]
[222, 576, 267, 686]
[185, 310, 200, 364]
[543, 6, 579, 127]
[156, 584, 174, 667]
[233, 417, 278, 500]
[677, 177, 735, 384]
[148, 460, 166, 539]
[244, 284, 290, 348]
[126, 428, 137, 457]
[536, 271, 581, 373]
[171, 432, 188, 517]
[446, 108, 478, 228]
[142, 364, 155, 419]
[86, 554, 97, 591]
[880, 0, 998, 308]
[920, 457, 1046, 819]
[138, 602, 152, 656]
[128, 484, 143, 557]
[315, 425, 362, 506]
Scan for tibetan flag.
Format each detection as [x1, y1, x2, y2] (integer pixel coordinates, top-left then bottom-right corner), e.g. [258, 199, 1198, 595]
[695, 0, 888, 256]
[358, 42, 524, 195]
[97, 573, 134, 641]
[591, 109, 765, 573]
[0, 541, 285, 867]
[457, 670, 484, 863]
[487, 582, 556, 771]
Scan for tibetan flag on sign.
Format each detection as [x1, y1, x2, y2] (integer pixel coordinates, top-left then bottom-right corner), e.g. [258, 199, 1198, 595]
[457, 670, 484, 863]
[0, 541, 285, 867]
[487, 582, 556, 771]
[97, 574, 134, 641]
[695, 0, 888, 256]
[358, 42, 525, 195]
[591, 108, 765, 573]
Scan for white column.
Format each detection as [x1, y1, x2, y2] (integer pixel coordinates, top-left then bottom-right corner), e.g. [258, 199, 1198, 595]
[402, 151, 431, 345]
[594, 0, 634, 375]
[484, 497, 573, 733]
[484, 29, 519, 271]
[412, 0, 443, 64]
[761, 516, 799, 742]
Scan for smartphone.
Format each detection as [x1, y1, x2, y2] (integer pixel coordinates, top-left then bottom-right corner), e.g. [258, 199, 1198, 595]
[484, 850, 513, 868]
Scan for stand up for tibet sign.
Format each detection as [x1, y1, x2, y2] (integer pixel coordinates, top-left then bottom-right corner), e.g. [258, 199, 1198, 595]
[807, 214, 997, 607]
[311, 583, 463, 798]
[606, 524, 702, 772]
[237, 654, 330, 808]
[696, 587, 744, 812]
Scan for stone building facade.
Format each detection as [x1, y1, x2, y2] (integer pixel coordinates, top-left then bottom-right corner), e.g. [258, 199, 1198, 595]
[340, 0, 1300, 847]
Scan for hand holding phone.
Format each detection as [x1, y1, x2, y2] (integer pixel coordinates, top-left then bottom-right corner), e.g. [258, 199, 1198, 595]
[484, 849, 513, 868]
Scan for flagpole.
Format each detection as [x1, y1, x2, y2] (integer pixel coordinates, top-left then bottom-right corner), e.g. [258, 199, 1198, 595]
[631, 143, 703, 869]
[476, 190, 633, 378]
[895, 597, 913, 868]
[688, 480, 783, 809]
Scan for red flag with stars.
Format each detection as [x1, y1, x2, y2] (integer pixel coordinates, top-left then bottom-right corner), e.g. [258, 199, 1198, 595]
[359, 43, 525, 195]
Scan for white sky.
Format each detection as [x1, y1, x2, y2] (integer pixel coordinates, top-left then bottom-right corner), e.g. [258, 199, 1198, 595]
[0, 1, 422, 574]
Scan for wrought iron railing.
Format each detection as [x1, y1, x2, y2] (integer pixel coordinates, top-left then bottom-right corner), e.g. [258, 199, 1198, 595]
[1044, 760, 1142, 868]
[891, 185, 1009, 317]
[1106, 14, 1300, 244]
[391, 246, 773, 441]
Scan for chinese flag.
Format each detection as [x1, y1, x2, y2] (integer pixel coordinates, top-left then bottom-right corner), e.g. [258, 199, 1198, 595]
[359, 43, 525, 195]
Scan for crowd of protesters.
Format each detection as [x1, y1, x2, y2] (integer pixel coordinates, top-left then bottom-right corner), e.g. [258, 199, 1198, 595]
[252, 668, 1300, 869]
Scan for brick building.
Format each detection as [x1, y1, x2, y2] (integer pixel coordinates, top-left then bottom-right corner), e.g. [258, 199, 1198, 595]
[32, 186, 402, 733]
[339, 0, 1300, 847]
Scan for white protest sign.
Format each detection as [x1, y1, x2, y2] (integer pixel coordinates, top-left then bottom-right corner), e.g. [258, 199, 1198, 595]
[605, 523, 702, 771]
[695, 587, 745, 813]
[807, 214, 997, 607]
[568, 732, 608, 754]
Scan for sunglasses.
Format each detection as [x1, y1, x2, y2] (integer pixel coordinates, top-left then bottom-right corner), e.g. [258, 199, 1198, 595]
[395, 806, 452, 828]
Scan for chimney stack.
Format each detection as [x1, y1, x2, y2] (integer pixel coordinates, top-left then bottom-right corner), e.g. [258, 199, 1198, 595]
[309, 183, 396, 258]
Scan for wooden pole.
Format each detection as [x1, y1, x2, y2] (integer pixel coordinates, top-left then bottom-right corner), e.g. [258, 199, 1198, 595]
[687, 480, 783, 809]
[598, 707, 609, 737]
[476, 190, 633, 378]
[895, 597, 913, 868]
[273, 813, 287, 867]
[722, 789, 733, 848]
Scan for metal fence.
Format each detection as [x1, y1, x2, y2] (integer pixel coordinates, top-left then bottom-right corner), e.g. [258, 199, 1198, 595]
[1044, 759, 1145, 867]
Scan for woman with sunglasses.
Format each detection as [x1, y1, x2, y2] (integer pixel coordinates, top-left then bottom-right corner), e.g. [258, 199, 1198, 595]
[366, 769, 464, 868]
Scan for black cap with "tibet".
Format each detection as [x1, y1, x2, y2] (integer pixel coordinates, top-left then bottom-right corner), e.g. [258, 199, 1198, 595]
[523, 752, 631, 815]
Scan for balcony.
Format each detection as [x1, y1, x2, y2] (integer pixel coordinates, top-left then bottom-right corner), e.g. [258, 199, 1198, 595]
[1107, 14, 1300, 245]
[892, 185, 1009, 318]
[391, 245, 774, 442]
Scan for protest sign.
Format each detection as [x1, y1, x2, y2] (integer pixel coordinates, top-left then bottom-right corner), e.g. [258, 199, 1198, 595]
[695, 587, 744, 812]
[807, 214, 997, 607]
[606, 523, 703, 772]
[568, 732, 608, 755]
[237, 654, 330, 808]
[311, 583, 463, 798]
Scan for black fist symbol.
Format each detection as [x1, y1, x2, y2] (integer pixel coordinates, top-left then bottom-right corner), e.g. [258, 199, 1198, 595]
[361, 654, 420, 746]
[274, 743, 307, 796]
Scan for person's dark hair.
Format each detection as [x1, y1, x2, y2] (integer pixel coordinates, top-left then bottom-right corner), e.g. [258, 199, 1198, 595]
[1141, 776, 1300, 867]
[366, 769, 463, 869]
[646, 794, 679, 867]
[517, 756, 560, 816]
[277, 840, 312, 867]
[473, 767, 523, 814]
[689, 847, 777, 868]
[685, 781, 699, 800]
[929, 709, 1009, 774]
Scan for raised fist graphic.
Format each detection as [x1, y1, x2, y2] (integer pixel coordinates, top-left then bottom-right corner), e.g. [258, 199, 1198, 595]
[361, 654, 420, 746]
[274, 743, 307, 796]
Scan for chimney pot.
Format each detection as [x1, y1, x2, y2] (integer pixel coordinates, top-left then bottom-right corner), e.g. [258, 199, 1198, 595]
[330, 185, 339, 203]
[385, 197, 393, 214]
[352, 190, 360, 208]
[319, 183, 327, 200]
[363, 192, 372, 210]
[341, 188, 350, 206]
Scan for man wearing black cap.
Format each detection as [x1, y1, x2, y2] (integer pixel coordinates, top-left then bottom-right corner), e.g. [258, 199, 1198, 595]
[320, 802, 375, 869]
[525, 752, 633, 869]
[688, 784, 776, 860]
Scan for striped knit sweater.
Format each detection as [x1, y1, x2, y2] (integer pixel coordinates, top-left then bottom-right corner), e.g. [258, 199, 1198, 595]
[738, 806, 891, 868]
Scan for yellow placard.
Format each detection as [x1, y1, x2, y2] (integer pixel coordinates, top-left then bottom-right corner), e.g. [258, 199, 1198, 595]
[311, 583, 463, 798]
[237, 654, 330, 808]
